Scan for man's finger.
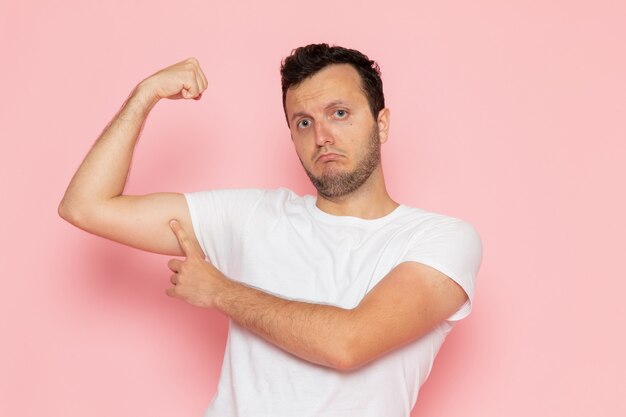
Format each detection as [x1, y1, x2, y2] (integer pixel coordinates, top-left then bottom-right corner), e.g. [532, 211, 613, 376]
[168, 258, 181, 272]
[169, 219, 203, 258]
[170, 273, 179, 286]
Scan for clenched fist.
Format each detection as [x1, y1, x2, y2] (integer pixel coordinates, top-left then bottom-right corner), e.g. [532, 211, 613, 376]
[136, 57, 208, 103]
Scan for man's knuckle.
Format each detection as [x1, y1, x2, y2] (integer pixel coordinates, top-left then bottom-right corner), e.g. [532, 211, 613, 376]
[182, 68, 194, 79]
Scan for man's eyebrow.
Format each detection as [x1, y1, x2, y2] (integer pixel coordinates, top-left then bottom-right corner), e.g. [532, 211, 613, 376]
[289, 101, 349, 124]
[290, 111, 310, 124]
[325, 100, 349, 110]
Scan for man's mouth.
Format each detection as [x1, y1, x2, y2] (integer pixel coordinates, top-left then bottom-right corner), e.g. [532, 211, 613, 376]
[316, 152, 342, 163]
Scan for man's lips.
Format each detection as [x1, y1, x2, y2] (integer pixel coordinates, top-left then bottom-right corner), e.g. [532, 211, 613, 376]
[315, 152, 343, 163]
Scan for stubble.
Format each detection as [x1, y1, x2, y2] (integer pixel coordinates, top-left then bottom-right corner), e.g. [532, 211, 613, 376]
[301, 126, 381, 199]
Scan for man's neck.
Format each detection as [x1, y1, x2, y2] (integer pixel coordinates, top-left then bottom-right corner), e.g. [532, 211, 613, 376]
[315, 168, 398, 219]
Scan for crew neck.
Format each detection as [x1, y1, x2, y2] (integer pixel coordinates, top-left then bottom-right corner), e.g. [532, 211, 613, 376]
[303, 195, 408, 228]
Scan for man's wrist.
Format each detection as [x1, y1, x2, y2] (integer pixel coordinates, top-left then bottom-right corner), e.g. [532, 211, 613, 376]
[115, 83, 159, 122]
[131, 80, 161, 109]
[211, 274, 238, 312]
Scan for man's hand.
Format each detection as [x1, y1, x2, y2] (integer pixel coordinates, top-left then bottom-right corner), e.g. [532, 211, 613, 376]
[167, 220, 225, 307]
[137, 58, 208, 104]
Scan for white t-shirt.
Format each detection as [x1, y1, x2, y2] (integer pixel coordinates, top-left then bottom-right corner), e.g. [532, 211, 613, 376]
[185, 188, 482, 417]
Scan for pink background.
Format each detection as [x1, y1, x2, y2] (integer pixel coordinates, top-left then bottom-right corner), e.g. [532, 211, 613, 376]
[2, 0, 625, 415]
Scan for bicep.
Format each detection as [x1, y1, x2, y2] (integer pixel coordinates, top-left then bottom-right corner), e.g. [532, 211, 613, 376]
[349, 262, 467, 366]
[71, 192, 196, 256]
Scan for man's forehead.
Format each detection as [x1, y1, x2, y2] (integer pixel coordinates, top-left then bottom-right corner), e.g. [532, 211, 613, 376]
[285, 64, 366, 113]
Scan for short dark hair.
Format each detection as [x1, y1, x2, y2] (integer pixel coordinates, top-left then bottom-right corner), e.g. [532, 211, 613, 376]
[280, 43, 385, 124]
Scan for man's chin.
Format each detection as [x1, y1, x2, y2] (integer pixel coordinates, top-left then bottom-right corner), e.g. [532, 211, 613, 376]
[316, 169, 348, 186]
[309, 173, 356, 198]
[318, 161, 349, 176]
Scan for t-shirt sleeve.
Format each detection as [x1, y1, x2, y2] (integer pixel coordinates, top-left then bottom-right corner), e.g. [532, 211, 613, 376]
[184, 188, 265, 271]
[400, 218, 482, 322]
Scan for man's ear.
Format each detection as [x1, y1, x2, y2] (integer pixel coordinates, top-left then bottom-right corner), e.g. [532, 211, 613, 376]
[377, 108, 391, 144]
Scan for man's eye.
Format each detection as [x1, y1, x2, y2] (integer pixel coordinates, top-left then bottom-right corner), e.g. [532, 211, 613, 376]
[297, 119, 311, 128]
[335, 109, 347, 118]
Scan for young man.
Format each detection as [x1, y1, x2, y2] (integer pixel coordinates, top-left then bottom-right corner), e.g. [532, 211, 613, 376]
[59, 44, 482, 416]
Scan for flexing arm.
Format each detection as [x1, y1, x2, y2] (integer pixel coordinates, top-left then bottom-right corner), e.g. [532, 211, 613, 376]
[168, 220, 468, 371]
[58, 58, 208, 255]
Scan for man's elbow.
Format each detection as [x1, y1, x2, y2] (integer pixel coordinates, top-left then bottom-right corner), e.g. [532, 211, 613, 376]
[58, 197, 90, 229]
[326, 333, 371, 372]
[58, 197, 75, 222]
[329, 354, 363, 372]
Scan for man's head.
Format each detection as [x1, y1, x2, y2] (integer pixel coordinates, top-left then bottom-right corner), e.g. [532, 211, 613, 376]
[281, 45, 390, 200]
[281, 44, 385, 124]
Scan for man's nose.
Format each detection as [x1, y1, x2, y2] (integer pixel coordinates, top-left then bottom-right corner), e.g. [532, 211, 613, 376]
[313, 121, 334, 146]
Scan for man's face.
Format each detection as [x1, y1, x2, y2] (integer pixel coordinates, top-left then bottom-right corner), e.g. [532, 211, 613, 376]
[285, 64, 389, 199]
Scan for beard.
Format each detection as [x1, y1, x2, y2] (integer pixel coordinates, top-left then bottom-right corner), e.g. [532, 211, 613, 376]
[302, 126, 381, 199]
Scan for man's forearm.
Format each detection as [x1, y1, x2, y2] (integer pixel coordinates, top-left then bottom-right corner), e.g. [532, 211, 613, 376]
[214, 277, 357, 370]
[59, 86, 157, 221]
[168, 222, 464, 372]
[59, 57, 207, 224]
